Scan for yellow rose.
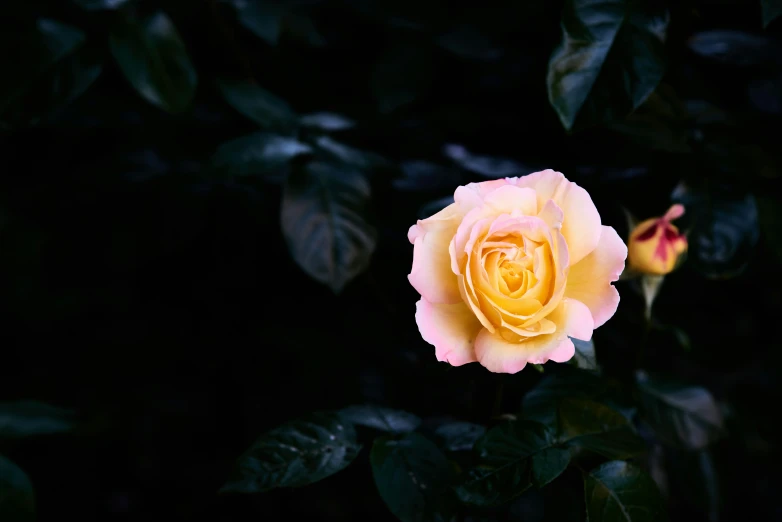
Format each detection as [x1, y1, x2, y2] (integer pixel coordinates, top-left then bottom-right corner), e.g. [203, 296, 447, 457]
[628, 204, 688, 275]
[407, 170, 627, 373]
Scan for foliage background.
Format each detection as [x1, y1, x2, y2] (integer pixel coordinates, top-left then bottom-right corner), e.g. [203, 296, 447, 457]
[1, 0, 782, 520]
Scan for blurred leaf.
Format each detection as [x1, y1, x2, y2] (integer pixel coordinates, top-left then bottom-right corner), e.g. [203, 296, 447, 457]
[442, 144, 532, 178]
[211, 132, 312, 180]
[418, 197, 455, 220]
[340, 405, 421, 434]
[584, 461, 667, 522]
[606, 84, 691, 153]
[671, 182, 759, 279]
[71, 0, 129, 10]
[637, 372, 725, 450]
[0, 19, 86, 127]
[228, 0, 284, 45]
[372, 41, 434, 113]
[221, 412, 360, 493]
[557, 398, 645, 460]
[394, 161, 460, 192]
[282, 12, 326, 47]
[109, 11, 197, 113]
[371, 433, 455, 522]
[455, 420, 569, 506]
[641, 274, 665, 320]
[547, 0, 668, 131]
[0, 401, 76, 439]
[763, 0, 782, 28]
[663, 448, 720, 522]
[281, 162, 377, 292]
[687, 30, 782, 67]
[314, 136, 390, 170]
[434, 422, 486, 452]
[0, 455, 35, 522]
[436, 25, 502, 62]
[216, 78, 297, 131]
[300, 112, 356, 131]
[570, 338, 598, 371]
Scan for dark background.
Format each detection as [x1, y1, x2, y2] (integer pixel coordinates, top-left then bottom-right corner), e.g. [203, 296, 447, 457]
[1, 0, 782, 520]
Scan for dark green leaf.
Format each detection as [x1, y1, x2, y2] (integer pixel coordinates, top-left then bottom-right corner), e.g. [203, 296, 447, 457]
[0, 455, 35, 522]
[584, 461, 667, 522]
[300, 112, 356, 131]
[372, 41, 434, 113]
[216, 78, 297, 131]
[394, 161, 460, 192]
[211, 132, 312, 180]
[229, 0, 284, 45]
[671, 182, 759, 279]
[314, 136, 390, 170]
[763, 0, 782, 28]
[71, 0, 129, 10]
[442, 144, 532, 178]
[570, 338, 598, 371]
[339, 405, 421, 434]
[547, 0, 668, 131]
[558, 398, 645, 460]
[687, 30, 782, 67]
[221, 412, 360, 493]
[637, 373, 724, 450]
[0, 19, 86, 126]
[281, 162, 377, 292]
[436, 25, 502, 62]
[109, 11, 197, 113]
[0, 401, 76, 439]
[371, 433, 456, 522]
[455, 420, 568, 506]
[434, 422, 486, 452]
[522, 368, 612, 426]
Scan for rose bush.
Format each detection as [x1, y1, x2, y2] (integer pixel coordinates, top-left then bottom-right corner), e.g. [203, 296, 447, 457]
[408, 170, 627, 373]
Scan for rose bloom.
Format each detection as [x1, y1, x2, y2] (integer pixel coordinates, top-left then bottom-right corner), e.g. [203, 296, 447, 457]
[407, 170, 627, 373]
[628, 204, 687, 276]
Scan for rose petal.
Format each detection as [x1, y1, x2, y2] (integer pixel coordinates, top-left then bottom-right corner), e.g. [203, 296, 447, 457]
[515, 169, 601, 265]
[408, 209, 463, 304]
[566, 225, 626, 328]
[415, 298, 482, 366]
[474, 298, 590, 373]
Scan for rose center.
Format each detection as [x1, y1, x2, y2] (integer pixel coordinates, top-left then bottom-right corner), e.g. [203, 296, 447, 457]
[498, 256, 536, 293]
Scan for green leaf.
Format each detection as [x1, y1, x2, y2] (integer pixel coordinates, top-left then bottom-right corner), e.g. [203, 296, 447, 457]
[229, 0, 284, 45]
[558, 398, 645, 460]
[300, 112, 356, 131]
[637, 373, 725, 450]
[442, 144, 532, 178]
[661, 448, 720, 521]
[221, 412, 360, 493]
[570, 338, 598, 371]
[0, 401, 76, 439]
[763, 0, 782, 28]
[0, 455, 35, 522]
[671, 182, 759, 279]
[371, 433, 456, 522]
[454, 420, 568, 506]
[584, 461, 667, 522]
[281, 162, 377, 292]
[109, 11, 197, 113]
[372, 41, 434, 113]
[434, 422, 486, 452]
[0, 19, 86, 126]
[211, 132, 312, 180]
[71, 0, 129, 10]
[314, 136, 390, 171]
[339, 405, 421, 434]
[547, 0, 669, 131]
[216, 78, 298, 132]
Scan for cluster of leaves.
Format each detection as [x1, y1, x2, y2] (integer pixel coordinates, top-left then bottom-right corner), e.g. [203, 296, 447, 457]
[218, 356, 726, 521]
[7, 0, 777, 295]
